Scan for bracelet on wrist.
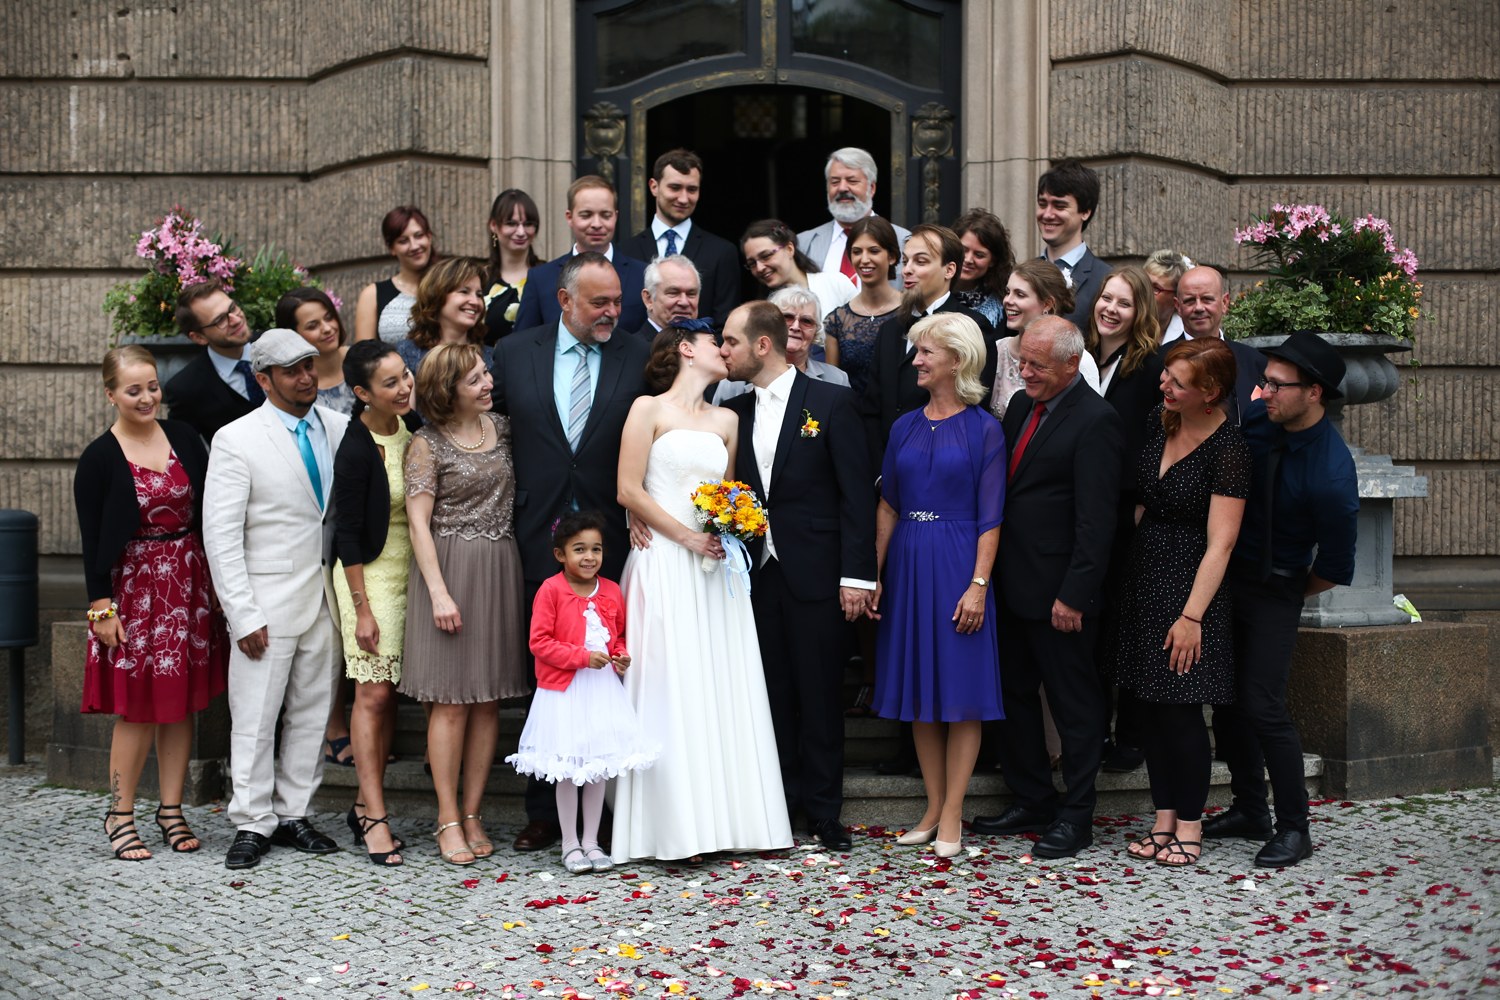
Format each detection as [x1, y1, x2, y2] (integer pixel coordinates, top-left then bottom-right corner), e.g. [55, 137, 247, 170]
[87, 602, 119, 623]
[1179, 612, 1202, 625]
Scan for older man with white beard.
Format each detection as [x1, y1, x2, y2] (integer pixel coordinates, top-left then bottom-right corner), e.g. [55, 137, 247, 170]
[797, 147, 910, 290]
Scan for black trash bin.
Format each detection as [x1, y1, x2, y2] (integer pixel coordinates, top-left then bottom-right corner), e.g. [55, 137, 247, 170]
[0, 509, 39, 764]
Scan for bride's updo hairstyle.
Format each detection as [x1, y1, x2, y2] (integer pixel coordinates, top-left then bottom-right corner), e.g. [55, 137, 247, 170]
[644, 326, 710, 392]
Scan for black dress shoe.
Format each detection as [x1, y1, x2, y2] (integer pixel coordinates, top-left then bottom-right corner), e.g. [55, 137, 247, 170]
[1254, 829, 1313, 868]
[971, 804, 1054, 837]
[512, 820, 562, 852]
[270, 818, 339, 854]
[1032, 819, 1093, 859]
[1202, 806, 1274, 841]
[809, 818, 852, 852]
[1101, 742, 1145, 773]
[224, 830, 271, 869]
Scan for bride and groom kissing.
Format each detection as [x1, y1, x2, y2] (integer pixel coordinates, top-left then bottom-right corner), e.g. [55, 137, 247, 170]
[492, 254, 873, 863]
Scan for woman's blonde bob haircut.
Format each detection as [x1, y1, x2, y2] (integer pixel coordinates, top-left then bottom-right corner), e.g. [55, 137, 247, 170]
[907, 312, 988, 406]
[415, 342, 486, 426]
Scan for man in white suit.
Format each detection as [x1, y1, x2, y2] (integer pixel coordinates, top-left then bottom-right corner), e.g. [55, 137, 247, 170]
[797, 147, 910, 291]
[203, 328, 349, 869]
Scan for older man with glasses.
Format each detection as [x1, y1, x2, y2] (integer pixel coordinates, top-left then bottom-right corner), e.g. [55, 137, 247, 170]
[163, 279, 260, 445]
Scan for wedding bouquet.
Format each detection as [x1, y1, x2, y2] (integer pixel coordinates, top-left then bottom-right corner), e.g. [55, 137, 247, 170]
[690, 479, 767, 576]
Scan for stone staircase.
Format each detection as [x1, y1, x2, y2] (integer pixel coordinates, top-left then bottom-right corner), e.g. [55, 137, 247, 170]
[311, 700, 1324, 827]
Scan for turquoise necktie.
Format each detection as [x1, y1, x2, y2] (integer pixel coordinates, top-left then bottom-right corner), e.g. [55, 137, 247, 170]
[294, 418, 324, 510]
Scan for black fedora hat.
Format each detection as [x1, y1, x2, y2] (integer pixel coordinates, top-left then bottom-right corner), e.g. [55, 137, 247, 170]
[1258, 331, 1345, 401]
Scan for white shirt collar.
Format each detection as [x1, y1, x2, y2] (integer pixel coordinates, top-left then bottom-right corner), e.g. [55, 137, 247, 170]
[651, 216, 692, 243]
[573, 243, 614, 262]
[754, 364, 797, 403]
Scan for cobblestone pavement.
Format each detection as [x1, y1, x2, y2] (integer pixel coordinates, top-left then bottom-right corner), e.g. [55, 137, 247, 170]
[0, 765, 1495, 999]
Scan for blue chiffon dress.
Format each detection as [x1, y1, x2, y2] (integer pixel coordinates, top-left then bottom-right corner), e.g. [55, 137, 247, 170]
[872, 405, 1006, 722]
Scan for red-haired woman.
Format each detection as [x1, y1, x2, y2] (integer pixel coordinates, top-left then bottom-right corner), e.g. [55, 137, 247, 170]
[354, 205, 437, 344]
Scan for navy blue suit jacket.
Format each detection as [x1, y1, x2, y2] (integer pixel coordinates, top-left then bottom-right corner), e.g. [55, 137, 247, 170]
[1045, 247, 1112, 332]
[512, 251, 649, 334]
[617, 224, 742, 326]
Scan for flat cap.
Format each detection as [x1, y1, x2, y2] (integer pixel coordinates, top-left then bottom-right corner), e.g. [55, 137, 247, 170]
[249, 328, 317, 372]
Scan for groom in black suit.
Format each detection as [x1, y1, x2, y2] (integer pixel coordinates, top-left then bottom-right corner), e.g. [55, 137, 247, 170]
[719, 301, 877, 852]
[490, 251, 652, 851]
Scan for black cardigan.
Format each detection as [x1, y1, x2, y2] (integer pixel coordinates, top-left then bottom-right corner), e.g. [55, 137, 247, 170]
[332, 411, 422, 567]
[74, 419, 211, 602]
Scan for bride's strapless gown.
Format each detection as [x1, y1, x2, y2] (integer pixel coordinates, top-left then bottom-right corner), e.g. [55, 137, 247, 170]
[611, 429, 794, 862]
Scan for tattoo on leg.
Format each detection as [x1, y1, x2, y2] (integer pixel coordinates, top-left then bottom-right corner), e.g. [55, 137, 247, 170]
[110, 769, 125, 812]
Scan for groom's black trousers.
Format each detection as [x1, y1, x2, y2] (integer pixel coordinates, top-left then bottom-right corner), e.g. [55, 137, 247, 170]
[751, 557, 847, 824]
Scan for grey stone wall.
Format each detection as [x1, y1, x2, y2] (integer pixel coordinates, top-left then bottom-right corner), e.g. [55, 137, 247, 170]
[1051, 0, 1500, 601]
[0, 0, 493, 749]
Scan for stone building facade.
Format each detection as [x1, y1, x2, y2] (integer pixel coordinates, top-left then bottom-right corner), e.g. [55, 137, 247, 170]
[2, 0, 1496, 748]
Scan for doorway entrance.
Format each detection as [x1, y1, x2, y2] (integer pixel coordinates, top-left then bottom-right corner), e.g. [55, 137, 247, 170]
[646, 85, 894, 241]
[574, 0, 963, 238]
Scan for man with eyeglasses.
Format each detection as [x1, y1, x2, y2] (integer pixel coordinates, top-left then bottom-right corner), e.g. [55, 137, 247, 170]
[163, 279, 259, 444]
[1204, 331, 1358, 869]
[1170, 266, 1264, 424]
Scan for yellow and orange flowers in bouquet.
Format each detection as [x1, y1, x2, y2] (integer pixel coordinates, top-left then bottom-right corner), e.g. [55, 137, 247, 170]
[690, 479, 769, 542]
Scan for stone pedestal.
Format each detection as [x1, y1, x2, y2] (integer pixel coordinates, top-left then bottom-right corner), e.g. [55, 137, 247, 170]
[1288, 621, 1491, 798]
[1303, 449, 1428, 627]
[45, 621, 228, 804]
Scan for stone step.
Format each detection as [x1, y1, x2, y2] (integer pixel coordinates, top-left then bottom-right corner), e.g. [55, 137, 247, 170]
[311, 747, 1324, 829]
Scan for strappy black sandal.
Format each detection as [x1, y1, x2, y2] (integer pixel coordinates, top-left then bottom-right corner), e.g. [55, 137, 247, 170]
[355, 814, 404, 867]
[104, 810, 152, 861]
[1126, 830, 1174, 860]
[1156, 838, 1203, 867]
[153, 804, 201, 853]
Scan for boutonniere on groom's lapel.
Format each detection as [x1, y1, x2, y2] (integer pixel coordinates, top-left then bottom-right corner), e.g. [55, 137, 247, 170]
[799, 408, 821, 438]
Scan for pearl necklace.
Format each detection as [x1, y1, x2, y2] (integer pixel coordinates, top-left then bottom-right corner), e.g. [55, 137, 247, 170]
[447, 417, 488, 451]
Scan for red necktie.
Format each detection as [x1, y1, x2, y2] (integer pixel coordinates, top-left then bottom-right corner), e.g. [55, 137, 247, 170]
[839, 229, 857, 283]
[1007, 402, 1047, 479]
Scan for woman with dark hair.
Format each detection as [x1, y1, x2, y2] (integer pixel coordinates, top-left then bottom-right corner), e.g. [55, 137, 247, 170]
[988, 259, 1099, 419]
[741, 218, 856, 322]
[401, 343, 528, 866]
[950, 208, 1015, 327]
[1112, 338, 1250, 867]
[397, 256, 491, 378]
[611, 319, 793, 863]
[483, 189, 543, 345]
[354, 205, 437, 344]
[278, 287, 354, 414]
[331, 340, 420, 866]
[823, 215, 903, 395]
[74, 346, 229, 860]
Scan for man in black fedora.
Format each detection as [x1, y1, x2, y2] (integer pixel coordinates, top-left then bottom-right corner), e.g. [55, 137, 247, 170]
[1203, 331, 1358, 868]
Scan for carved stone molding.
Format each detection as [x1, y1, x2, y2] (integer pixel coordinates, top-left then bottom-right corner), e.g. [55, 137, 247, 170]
[911, 101, 955, 224]
[582, 101, 626, 185]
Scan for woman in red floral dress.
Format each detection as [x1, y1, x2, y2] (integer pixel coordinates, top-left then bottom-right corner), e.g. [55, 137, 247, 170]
[74, 345, 229, 860]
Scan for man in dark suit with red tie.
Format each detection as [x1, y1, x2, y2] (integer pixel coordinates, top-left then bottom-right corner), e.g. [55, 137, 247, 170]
[719, 301, 877, 852]
[971, 316, 1123, 859]
[617, 149, 740, 325]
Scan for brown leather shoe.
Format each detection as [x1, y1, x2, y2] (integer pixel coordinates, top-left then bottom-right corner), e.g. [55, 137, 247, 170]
[512, 820, 561, 852]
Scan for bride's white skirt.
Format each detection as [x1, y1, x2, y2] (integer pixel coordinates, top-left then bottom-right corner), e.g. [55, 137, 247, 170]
[610, 536, 794, 862]
[506, 665, 659, 785]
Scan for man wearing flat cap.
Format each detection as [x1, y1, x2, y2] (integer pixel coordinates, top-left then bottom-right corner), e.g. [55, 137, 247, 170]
[202, 328, 350, 869]
[1203, 331, 1358, 868]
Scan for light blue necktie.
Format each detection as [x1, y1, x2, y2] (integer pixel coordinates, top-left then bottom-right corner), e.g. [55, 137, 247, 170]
[567, 344, 591, 452]
[663, 229, 679, 256]
[294, 419, 324, 510]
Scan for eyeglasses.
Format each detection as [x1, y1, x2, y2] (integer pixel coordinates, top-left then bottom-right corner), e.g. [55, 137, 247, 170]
[744, 247, 784, 272]
[499, 218, 537, 230]
[1256, 377, 1310, 395]
[781, 312, 818, 329]
[202, 301, 243, 332]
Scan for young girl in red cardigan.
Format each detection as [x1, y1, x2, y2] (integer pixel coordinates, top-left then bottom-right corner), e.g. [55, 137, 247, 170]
[507, 511, 656, 874]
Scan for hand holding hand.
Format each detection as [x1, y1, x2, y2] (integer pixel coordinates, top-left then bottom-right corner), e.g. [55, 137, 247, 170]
[1050, 599, 1083, 633]
[237, 626, 269, 660]
[839, 587, 870, 621]
[866, 581, 883, 620]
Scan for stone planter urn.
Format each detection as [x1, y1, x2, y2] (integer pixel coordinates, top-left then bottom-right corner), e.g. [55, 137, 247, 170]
[1239, 332, 1426, 628]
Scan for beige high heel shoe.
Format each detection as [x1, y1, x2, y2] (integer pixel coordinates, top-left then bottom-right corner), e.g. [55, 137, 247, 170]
[895, 824, 938, 846]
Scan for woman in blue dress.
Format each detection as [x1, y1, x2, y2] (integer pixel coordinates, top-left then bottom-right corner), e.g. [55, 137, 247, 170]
[872, 311, 1006, 859]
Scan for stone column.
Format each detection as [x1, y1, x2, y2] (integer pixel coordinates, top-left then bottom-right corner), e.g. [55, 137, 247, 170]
[961, 0, 1049, 247]
[491, 0, 578, 257]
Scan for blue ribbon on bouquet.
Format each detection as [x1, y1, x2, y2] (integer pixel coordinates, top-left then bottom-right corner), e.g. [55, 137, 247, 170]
[719, 534, 753, 598]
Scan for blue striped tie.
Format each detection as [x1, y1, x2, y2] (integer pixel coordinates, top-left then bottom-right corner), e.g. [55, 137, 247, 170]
[567, 344, 591, 452]
[294, 419, 324, 509]
[663, 229, 678, 256]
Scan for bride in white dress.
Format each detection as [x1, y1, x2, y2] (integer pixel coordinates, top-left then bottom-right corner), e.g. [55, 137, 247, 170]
[610, 325, 794, 863]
